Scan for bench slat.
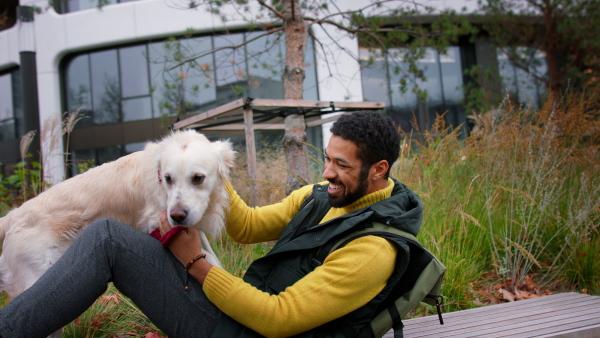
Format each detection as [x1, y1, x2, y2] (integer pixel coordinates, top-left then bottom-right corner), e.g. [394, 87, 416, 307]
[383, 293, 600, 338]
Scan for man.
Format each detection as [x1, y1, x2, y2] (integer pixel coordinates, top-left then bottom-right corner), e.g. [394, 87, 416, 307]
[0, 111, 422, 337]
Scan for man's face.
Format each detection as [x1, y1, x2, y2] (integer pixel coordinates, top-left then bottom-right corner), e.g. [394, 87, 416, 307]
[323, 135, 371, 208]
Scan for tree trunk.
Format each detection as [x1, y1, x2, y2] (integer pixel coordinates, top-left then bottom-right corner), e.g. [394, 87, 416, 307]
[282, 0, 310, 192]
[541, 0, 562, 103]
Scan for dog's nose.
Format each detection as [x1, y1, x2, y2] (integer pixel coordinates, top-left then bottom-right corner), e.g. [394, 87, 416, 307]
[170, 209, 188, 223]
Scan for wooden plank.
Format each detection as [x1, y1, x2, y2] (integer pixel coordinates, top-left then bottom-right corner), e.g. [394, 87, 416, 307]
[538, 323, 600, 338]
[408, 296, 600, 330]
[250, 98, 385, 109]
[441, 305, 600, 337]
[173, 98, 245, 130]
[403, 298, 600, 336]
[173, 99, 384, 130]
[178, 123, 285, 131]
[511, 321, 600, 338]
[386, 293, 600, 338]
[306, 114, 342, 128]
[405, 292, 591, 323]
[491, 313, 600, 338]
[243, 107, 259, 207]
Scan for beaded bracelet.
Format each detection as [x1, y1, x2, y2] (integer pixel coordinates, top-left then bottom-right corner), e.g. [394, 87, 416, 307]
[184, 254, 206, 290]
[184, 254, 206, 272]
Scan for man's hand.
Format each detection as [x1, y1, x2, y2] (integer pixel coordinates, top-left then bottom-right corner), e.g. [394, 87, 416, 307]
[159, 210, 202, 265]
[159, 210, 212, 284]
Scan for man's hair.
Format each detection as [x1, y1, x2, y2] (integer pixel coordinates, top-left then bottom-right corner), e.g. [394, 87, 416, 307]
[330, 111, 400, 178]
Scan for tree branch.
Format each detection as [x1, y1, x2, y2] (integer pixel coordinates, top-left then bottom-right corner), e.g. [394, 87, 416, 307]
[166, 27, 284, 71]
[257, 0, 285, 20]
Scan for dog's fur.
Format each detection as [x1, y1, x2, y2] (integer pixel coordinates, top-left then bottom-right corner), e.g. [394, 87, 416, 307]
[0, 130, 235, 300]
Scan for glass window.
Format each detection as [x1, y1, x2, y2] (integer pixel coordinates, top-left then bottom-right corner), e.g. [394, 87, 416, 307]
[0, 73, 15, 142]
[245, 31, 284, 99]
[62, 32, 320, 166]
[90, 50, 120, 124]
[97, 145, 122, 165]
[125, 142, 145, 154]
[359, 48, 390, 105]
[215, 33, 247, 104]
[70, 148, 95, 175]
[65, 54, 93, 127]
[0, 70, 22, 142]
[360, 46, 465, 133]
[178, 36, 217, 114]
[149, 36, 217, 117]
[120, 45, 150, 98]
[440, 47, 464, 103]
[54, 0, 121, 14]
[122, 97, 152, 122]
[303, 37, 319, 101]
[416, 48, 443, 106]
[497, 48, 548, 108]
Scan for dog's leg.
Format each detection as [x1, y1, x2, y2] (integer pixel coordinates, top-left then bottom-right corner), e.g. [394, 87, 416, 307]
[198, 230, 223, 269]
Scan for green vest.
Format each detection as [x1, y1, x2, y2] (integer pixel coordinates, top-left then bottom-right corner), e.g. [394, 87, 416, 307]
[212, 179, 423, 337]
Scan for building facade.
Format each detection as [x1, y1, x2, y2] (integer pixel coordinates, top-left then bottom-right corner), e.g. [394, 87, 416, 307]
[0, 0, 547, 184]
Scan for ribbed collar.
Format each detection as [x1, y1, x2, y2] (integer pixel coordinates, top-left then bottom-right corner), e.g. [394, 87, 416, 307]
[341, 177, 394, 213]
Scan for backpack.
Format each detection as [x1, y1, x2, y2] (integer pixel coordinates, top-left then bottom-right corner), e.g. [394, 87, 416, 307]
[311, 221, 446, 338]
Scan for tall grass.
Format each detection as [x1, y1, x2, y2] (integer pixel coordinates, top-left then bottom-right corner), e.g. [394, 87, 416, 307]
[392, 89, 599, 313]
[1, 91, 598, 334]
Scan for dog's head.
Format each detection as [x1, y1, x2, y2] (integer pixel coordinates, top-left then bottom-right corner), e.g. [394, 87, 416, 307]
[154, 130, 235, 237]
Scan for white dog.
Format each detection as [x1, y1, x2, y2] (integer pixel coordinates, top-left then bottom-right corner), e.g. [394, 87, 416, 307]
[0, 129, 235, 301]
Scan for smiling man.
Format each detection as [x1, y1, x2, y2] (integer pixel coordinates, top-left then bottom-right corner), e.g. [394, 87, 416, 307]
[167, 110, 425, 337]
[0, 111, 423, 338]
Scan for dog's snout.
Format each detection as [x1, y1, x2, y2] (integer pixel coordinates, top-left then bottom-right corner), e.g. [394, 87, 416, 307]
[170, 208, 188, 223]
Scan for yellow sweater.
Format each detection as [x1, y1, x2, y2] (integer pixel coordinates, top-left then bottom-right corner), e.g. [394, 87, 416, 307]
[203, 179, 398, 337]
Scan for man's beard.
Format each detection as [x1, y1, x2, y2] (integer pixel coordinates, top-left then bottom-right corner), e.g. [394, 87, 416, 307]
[327, 166, 370, 208]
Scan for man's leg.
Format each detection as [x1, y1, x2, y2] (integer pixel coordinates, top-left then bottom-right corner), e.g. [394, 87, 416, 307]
[0, 219, 221, 337]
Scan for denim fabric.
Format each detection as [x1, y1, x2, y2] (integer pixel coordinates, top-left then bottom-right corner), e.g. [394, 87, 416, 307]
[0, 219, 221, 337]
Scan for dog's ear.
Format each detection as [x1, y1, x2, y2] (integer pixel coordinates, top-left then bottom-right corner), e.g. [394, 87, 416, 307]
[143, 141, 162, 170]
[211, 140, 236, 178]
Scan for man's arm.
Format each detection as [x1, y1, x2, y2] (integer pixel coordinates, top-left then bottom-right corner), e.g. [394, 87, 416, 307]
[202, 235, 397, 337]
[224, 182, 315, 244]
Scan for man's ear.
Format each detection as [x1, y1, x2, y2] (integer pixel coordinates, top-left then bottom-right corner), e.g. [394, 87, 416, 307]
[371, 160, 389, 180]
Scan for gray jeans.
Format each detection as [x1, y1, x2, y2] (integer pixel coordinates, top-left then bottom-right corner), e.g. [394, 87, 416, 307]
[0, 219, 222, 337]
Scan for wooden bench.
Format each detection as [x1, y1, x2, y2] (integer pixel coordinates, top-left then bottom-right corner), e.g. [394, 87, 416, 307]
[384, 292, 600, 337]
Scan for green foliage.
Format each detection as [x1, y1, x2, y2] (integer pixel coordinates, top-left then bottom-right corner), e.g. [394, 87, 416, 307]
[478, 0, 600, 94]
[0, 156, 48, 215]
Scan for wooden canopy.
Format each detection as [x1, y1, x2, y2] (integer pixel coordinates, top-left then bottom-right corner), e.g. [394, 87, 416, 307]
[173, 98, 385, 205]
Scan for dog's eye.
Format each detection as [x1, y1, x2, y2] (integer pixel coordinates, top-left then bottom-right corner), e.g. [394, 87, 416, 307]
[165, 175, 172, 184]
[192, 174, 204, 185]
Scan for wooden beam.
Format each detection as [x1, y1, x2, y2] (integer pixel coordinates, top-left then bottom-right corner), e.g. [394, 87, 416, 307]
[249, 99, 385, 110]
[173, 98, 245, 130]
[305, 114, 342, 128]
[181, 123, 285, 131]
[173, 98, 385, 131]
[243, 107, 259, 207]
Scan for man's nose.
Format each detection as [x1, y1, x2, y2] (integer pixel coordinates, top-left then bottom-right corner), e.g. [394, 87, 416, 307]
[322, 163, 335, 180]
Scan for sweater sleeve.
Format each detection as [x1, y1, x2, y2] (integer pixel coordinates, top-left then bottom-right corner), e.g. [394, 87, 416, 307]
[203, 235, 398, 338]
[224, 183, 315, 244]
